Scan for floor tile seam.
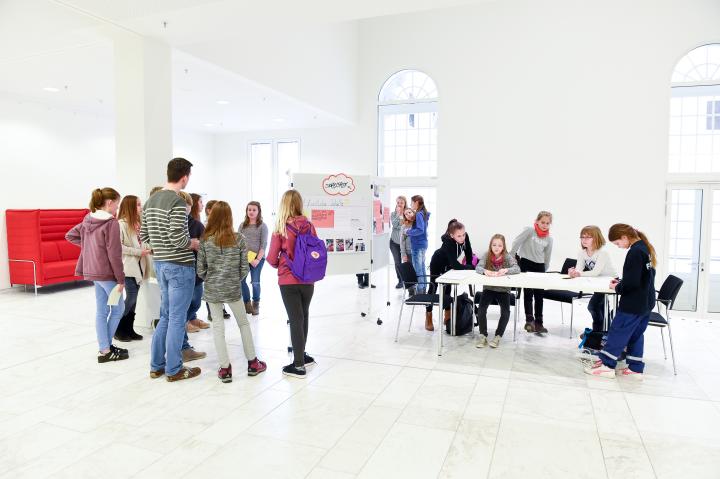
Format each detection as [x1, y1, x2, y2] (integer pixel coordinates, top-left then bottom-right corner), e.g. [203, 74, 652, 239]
[305, 366, 407, 478]
[437, 374, 481, 476]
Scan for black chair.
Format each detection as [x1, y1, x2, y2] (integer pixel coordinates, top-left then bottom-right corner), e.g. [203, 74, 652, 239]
[543, 258, 589, 337]
[394, 262, 439, 342]
[649, 275, 683, 375]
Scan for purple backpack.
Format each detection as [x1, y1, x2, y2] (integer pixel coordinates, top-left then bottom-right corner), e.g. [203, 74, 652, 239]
[282, 223, 327, 283]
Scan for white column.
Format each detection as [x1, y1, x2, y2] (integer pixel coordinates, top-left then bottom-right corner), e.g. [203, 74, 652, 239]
[113, 33, 173, 329]
[113, 33, 173, 198]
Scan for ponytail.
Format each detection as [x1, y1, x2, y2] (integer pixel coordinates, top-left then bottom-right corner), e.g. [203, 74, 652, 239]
[608, 223, 657, 268]
[89, 187, 120, 212]
[636, 230, 658, 268]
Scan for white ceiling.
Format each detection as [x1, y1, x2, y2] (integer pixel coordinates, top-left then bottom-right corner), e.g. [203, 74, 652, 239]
[0, 0, 491, 132]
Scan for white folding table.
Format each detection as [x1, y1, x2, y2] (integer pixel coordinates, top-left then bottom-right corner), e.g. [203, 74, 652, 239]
[435, 270, 617, 356]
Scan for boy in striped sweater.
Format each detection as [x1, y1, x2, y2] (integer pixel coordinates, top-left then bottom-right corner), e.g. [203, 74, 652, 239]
[140, 158, 202, 382]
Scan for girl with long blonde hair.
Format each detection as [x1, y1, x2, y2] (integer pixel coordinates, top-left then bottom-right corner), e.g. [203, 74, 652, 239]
[267, 189, 319, 379]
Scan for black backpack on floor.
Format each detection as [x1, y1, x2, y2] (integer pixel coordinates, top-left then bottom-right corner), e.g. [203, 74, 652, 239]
[446, 292, 474, 336]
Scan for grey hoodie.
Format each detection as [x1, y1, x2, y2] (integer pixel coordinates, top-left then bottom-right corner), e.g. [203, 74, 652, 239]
[66, 211, 125, 284]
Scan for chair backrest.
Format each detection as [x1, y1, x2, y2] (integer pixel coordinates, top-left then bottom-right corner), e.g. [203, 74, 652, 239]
[658, 274, 684, 309]
[398, 262, 418, 289]
[561, 258, 577, 274]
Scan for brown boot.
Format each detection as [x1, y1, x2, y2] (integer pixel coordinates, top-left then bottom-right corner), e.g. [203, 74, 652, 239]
[425, 311, 434, 331]
[443, 308, 451, 324]
[244, 302, 253, 314]
[251, 301, 260, 315]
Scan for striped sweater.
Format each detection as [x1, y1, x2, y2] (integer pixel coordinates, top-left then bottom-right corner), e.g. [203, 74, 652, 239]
[139, 190, 194, 265]
[196, 234, 249, 303]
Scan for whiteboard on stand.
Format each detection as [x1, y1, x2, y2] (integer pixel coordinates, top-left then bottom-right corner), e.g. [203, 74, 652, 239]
[291, 173, 372, 276]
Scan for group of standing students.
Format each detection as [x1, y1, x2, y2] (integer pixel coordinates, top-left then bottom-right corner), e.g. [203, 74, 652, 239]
[388, 199, 658, 378]
[67, 158, 322, 382]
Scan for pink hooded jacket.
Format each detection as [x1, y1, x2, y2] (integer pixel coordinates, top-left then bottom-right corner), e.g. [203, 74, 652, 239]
[66, 211, 125, 284]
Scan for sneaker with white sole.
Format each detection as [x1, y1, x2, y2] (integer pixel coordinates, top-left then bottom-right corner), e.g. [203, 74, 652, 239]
[282, 364, 306, 379]
[489, 335, 501, 348]
[476, 335, 488, 348]
[584, 359, 616, 378]
[619, 368, 644, 381]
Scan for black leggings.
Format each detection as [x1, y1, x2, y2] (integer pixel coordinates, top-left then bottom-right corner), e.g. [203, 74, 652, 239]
[280, 284, 314, 367]
[389, 240, 402, 283]
[477, 289, 511, 337]
[519, 258, 545, 322]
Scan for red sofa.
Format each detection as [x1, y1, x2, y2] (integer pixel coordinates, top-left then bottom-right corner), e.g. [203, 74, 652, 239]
[6, 209, 89, 293]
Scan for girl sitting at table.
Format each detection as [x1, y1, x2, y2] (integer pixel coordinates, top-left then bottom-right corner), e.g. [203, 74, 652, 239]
[568, 225, 617, 334]
[426, 220, 475, 331]
[475, 234, 520, 348]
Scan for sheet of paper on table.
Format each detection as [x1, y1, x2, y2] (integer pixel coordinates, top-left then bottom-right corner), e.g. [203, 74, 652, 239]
[438, 270, 478, 282]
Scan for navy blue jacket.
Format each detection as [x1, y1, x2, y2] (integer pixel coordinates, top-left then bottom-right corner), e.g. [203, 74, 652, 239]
[616, 240, 656, 314]
[188, 215, 205, 284]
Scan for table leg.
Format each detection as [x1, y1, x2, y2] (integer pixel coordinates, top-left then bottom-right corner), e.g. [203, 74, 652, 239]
[451, 284, 457, 336]
[438, 283, 445, 356]
[513, 289, 519, 342]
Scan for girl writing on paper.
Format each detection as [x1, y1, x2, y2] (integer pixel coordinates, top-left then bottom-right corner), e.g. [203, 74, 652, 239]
[568, 225, 617, 334]
[585, 224, 657, 380]
[474, 234, 521, 348]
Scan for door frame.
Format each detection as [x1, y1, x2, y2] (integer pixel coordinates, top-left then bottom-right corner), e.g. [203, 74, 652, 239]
[665, 181, 720, 319]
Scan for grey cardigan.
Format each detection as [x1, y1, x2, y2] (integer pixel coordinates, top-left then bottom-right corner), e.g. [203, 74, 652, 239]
[475, 252, 520, 292]
[197, 234, 249, 303]
[399, 225, 413, 259]
[390, 211, 403, 244]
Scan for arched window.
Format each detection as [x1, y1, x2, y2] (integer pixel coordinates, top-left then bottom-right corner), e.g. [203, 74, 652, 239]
[377, 70, 438, 178]
[669, 44, 720, 173]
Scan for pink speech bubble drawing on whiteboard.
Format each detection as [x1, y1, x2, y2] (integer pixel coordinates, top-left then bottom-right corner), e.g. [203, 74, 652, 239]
[322, 173, 356, 196]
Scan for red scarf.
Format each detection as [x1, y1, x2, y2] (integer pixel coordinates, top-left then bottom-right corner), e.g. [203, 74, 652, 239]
[491, 254, 504, 269]
[534, 223, 549, 238]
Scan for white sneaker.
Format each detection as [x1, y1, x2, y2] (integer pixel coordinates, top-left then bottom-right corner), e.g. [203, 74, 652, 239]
[476, 335, 488, 348]
[584, 360, 616, 378]
[489, 335, 501, 348]
[619, 368, 644, 381]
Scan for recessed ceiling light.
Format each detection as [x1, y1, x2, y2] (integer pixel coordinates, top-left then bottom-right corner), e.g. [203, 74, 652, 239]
[203, 123, 215, 127]
[272, 118, 286, 123]
[216, 100, 230, 105]
[43, 87, 60, 92]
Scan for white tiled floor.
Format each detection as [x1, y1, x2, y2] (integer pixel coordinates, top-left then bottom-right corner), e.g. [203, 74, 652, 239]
[1, 275, 720, 478]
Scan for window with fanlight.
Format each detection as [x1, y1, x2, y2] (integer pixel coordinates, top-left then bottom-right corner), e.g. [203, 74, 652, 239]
[378, 70, 438, 178]
[669, 44, 720, 173]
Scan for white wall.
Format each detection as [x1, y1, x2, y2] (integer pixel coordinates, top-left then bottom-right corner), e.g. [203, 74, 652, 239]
[0, 98, 115, 290]
[355, 0, 720, 275]
[183, 21, 360, 123]
[212, 126, 369, 225]
[0, 96, 217, 290]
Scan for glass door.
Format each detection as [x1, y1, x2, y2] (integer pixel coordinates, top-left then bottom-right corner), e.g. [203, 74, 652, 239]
[666, 187, 703, 311]
[707, 188, 720, 313]
[250, 139, 300, 220]
[666, 183, 720, 317]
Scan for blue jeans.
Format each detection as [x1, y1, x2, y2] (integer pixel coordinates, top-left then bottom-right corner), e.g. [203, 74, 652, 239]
[600, 310, 650, 373]
[182, 281, 204, 350]
[151, 261, 195, 376]
[94, 281, 125, 351]
[411, 247, 427, 293]
[241, 258, 265, 302]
